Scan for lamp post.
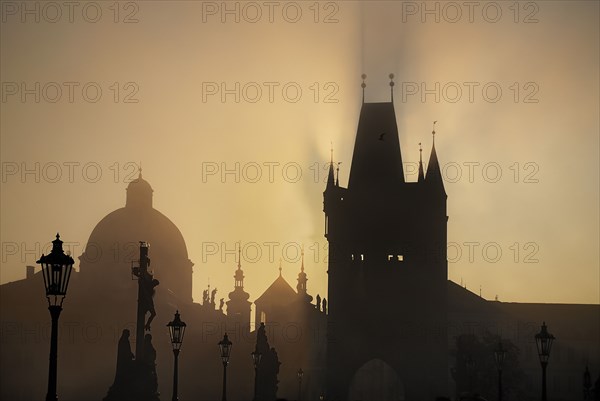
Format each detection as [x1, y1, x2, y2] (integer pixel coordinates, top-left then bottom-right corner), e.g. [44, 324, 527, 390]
[167, 311, 187, 401]
[535, 322, 555, 401]
[494, 340, 507, 401]
[251, 351, 261, 401]
[218, 333, 232, 401]
[297, 368, 304, 401]
[37, 233, 74, 401]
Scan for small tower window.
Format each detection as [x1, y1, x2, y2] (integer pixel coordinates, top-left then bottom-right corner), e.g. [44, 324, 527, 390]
[387, 255, 394, 261]
[397, 255, 404, 262]
[360, 254, 364, 261]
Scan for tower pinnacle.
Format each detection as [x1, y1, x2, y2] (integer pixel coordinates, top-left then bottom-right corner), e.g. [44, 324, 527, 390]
[418, 142, 425, 182]
[297, 245, 312, 302]
[425, 121, 446, 194]
[361, 74, 367, 103]
[327, 143, 335, 187]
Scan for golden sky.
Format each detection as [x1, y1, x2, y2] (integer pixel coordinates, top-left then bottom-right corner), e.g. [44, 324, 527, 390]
[1, 1, 598, 305]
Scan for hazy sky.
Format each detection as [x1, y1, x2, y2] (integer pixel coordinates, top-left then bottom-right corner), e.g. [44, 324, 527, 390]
[1, 1, 598, 305]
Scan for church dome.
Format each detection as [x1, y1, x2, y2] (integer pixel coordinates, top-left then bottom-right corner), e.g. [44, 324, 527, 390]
[79, 173, 193, 304]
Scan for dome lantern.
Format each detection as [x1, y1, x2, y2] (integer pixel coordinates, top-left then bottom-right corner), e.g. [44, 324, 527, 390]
[126, 171, 153, 209]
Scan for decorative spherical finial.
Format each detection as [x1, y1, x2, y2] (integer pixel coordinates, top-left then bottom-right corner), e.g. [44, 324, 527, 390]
[389, 73, 395, 87]
[419, 142, 422, 152]
[361, 73, 367, 80]
[361, 73, 367, 89]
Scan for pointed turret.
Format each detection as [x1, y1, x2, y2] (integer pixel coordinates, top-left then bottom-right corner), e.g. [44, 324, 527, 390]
[425, 122, 446, 195]
[418, 142, 425, 183]
[326, 145, 335, 188]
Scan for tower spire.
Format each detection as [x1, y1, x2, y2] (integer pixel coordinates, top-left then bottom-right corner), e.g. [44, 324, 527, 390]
[336, 162, 341, 187]
[330, 142, 334, 165]
[296, 244, 312, 302]
[418, 142, 425, 182]
[361, 74, 367, 103]
[327, 142, 335, 187]
[227, 241, 251, 326]
[389, 73, 395, 103]
[233, 242, 245, 289]
[426, 120, 445, 194]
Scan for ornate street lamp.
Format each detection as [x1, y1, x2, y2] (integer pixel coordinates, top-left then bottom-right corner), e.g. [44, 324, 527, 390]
[167, 311, 186, 401]
[297, 368, 304, 401]
[494, 340, 507, 401]
[251, 351, 262, 401]
[535, 322, 555, 401]
[37, 233, 75, 401]
[218, 333, 233, 401]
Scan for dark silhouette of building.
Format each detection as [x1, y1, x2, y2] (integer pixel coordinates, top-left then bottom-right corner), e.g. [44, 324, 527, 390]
[252, 260, 327, 399]
[324, 89, 448, 399]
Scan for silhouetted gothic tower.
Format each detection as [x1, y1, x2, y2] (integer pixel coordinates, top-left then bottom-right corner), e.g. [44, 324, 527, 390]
[324, 77, 448, 400]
